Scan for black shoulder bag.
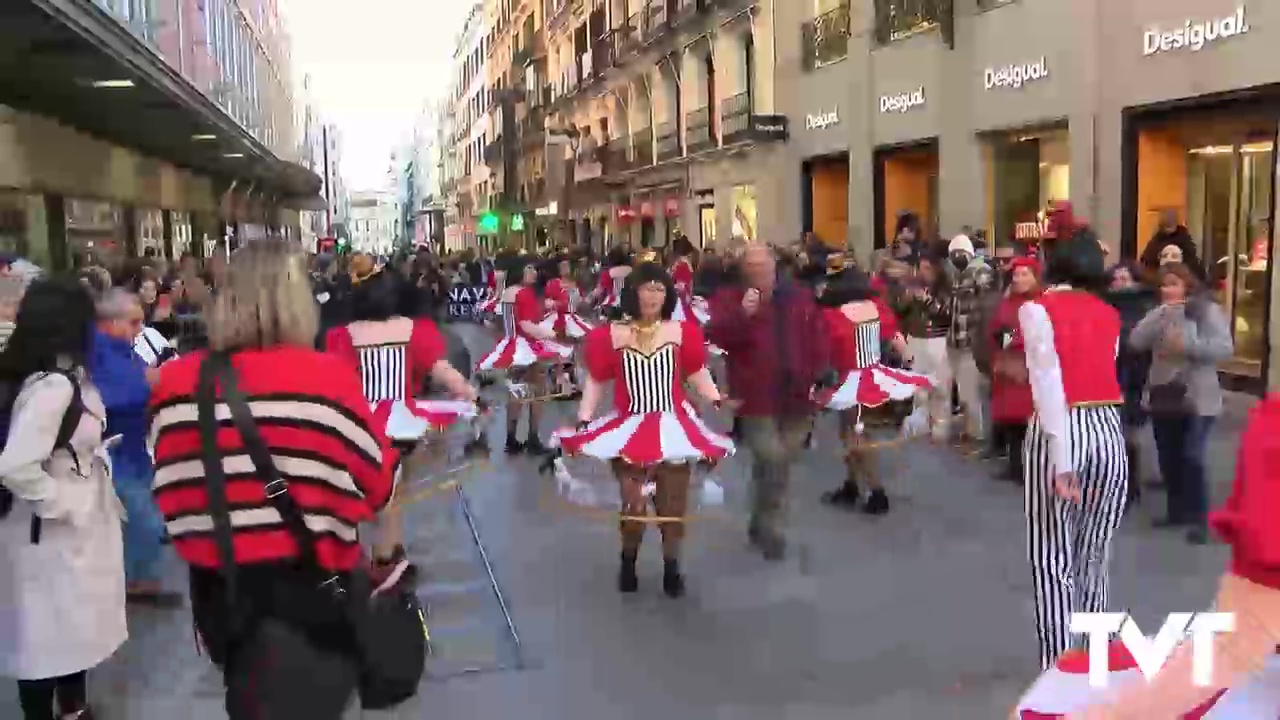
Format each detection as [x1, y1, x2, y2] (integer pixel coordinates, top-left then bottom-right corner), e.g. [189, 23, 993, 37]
[196, 353, 425, 716]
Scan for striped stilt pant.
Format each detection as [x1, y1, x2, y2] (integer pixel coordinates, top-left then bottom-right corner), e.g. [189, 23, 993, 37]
[1024, 405, 1129, 669]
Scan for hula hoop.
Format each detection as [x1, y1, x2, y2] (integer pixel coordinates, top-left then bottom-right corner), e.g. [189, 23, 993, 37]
[388, 459, 490, 510]
[537, 490, 731, 525]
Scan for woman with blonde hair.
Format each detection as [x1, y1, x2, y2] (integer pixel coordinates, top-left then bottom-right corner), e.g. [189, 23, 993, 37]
[149, 239, 398, 718]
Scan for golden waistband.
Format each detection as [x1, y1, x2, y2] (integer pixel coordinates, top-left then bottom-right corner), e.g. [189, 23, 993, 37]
[1070, 400, 1121, 409]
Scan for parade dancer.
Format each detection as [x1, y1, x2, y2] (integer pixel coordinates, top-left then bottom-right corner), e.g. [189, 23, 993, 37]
[553, 262, 733, 598]
[536, 254, 593, 396]
[324, 255, 480, 563]
[814, 264, 931, 515]
[476, 253, 572, 454]
[476, 248, 511, 321]
[1019, 226, 1128, 669]
[1016, 396, 1280, 720]
[590, 247, 632, 320]
[668, 236, 708, 325]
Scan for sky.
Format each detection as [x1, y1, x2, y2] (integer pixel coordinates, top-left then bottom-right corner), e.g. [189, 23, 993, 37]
[280, 0, 472, 192]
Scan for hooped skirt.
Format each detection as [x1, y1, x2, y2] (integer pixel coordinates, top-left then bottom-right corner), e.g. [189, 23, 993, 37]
[373, 399, 478, 442]
[476, 335, 573, 373]
[534, 311, 594, 340]
[551, 400, 734, 466]
[815, 364, 933, 411]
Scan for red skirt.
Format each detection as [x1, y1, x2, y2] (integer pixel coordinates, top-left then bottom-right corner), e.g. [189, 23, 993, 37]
[476, 335, 572, 373]
[814, 365, 933, 411]
[552, 401, 734, 466]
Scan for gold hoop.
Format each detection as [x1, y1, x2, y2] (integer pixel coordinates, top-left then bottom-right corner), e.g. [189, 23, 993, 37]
[388, 460, 489, 510]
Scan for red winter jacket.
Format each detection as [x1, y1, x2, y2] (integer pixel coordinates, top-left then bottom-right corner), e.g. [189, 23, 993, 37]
[989, 289, 1039, 423]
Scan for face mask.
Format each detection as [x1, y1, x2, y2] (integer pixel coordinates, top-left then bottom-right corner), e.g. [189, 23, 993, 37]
[950, 253, 970, 271]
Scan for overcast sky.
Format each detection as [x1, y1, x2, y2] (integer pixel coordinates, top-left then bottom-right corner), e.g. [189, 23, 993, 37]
[280, 0, 471, 191]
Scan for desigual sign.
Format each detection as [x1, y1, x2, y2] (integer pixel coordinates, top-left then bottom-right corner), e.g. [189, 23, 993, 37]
[1144, 6, 1249, 56]
[984, 57, 1049, 90]
[805, 109, 839, 130]
[880, 88, 925, 114]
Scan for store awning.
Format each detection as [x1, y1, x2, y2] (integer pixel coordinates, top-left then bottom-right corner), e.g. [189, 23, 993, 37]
[0, 0, 321, 203]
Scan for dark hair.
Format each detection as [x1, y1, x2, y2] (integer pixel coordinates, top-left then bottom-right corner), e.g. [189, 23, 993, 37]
[817, 268, 877, 307]
[1044, 229, 1105, 288]
[618, 262, 677, 321]
[1155, 262, 1202, 294]
[0, 277, 95, 382]
[671, 235, 696, 259]
[349, 270, 404, 322]
[605, 246, 630, 268]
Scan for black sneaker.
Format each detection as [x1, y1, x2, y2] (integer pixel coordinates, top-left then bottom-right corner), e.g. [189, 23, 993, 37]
[662, 558, 685, 598]
[862, 489, 890, 516]
[504, 435, 524, 455]
[821, 482, 861, 509]
[618, 552, 638, 593]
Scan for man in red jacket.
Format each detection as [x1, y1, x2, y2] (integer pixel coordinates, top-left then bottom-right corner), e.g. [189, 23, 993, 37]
[707, 243, 829, 560]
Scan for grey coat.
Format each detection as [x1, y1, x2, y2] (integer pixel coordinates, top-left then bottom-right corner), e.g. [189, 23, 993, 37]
[1128, 298, 1233, 417]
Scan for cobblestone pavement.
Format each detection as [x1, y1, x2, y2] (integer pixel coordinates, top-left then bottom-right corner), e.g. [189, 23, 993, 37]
[1, 323, 1249, 719]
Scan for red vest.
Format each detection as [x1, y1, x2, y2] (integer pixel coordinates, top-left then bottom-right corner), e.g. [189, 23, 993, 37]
[1036, 290, 1122, 406]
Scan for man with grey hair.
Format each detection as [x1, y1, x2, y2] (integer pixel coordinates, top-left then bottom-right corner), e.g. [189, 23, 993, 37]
[90, 288, 179, 606]
[707, 242, 829, 560]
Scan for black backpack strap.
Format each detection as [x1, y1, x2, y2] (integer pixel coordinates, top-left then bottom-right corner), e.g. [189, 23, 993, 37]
[196, 354, 244, 636]
[30, 369, 85, 545]
[205, 353, 343, 595]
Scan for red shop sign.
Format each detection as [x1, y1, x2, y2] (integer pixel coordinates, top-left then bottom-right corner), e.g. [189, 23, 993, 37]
[616, 206, 638, 223]
[639, 201, 656, 218]
[664, 197, 681, 217]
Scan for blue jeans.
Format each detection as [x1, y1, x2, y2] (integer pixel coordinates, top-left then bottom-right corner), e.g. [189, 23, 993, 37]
[1151, 414, 1214, 525]
[112, 456, 166, 585]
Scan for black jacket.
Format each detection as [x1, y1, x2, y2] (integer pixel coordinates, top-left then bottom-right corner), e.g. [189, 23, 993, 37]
[1140, 226, 1206, 280]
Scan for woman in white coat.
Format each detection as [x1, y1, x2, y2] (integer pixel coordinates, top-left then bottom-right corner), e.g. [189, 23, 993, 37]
[0, 278, 127, 720]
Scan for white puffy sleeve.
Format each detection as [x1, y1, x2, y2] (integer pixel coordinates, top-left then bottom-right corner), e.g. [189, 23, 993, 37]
[1019, 301, 1072, 477]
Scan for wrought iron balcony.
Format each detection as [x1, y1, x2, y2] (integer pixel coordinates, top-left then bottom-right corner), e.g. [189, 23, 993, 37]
[720, 92, 752, 144]
[873, 0, 954, 46]
[633, 126, 655, 167]
[616, 14, 642, 58]
[592, 35, 616, 78]
[656, 121, 681, 162]
[685, 106, 714, 154]
[644, 1, 672, 43]
[802, 2, 851, 70]
[513, 45, 532, 69]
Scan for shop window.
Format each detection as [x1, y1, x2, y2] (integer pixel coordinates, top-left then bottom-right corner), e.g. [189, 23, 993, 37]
[698, 203, 715, 248]
[731, 185, 758, 243]
[985, 128, 1069, 248]
[873, 0, 948, 45]
[879, 145, 939, 245]
[1135, 115, 1277, 378]
[808, 156, 850, 249]
[65, 199, 124, 269]
[802, 0, 851, 71]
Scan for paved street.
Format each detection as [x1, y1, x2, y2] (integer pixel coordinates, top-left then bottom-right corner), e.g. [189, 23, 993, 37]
[1, 323, 1245, 719]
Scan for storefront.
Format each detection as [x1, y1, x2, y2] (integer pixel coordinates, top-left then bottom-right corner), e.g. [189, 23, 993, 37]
[874, 140, 939, 248]
[1109, 3, 1280, 388]
[982, 125, 1070, 247]
[803, 153, 850, 249]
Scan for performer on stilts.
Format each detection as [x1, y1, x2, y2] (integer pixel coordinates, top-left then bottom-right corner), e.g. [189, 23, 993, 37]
[476, 251, 573, 454]
[1019, 215, 1128, 669]
[552, 261, 733, 598]
[536, 253, 593, 398]
[812, 259, 932, 515]
[324, 254, 480, 566]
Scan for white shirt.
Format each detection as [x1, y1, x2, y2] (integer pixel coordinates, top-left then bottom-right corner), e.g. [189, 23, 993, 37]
[133, 326, 172, 367]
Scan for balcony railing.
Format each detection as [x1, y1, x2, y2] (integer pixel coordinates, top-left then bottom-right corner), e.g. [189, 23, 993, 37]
[592, 35, 616, 78]
[720, 92, 751, 143]
[685, 106, 714, 154]
[617, 14, 642, 57]
[644, 1, 671, 43]
[873, 0, 953, 46]
[605, 136, 632, 174]
[802, 2, 851, 70]
[656, 121, 681, 162]
[634, 126, 655, 167]
[513, 46, 532, 68]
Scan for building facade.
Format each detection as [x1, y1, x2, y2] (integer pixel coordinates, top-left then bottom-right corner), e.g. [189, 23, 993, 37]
[442, 3, 492, 250]
[0, 0, 319, 270]
[778, 0, 1279, 390]
[349, 190, 401, 255]
[297, 74, 350, 249]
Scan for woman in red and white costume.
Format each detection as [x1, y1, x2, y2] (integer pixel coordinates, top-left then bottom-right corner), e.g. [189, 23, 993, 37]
[553, 261, 733, 598]
[535, 254, 593, 396]
[668, 235, 709, 325]
[475, 249, 510, 320]
[814, 261, 932, 515]
[476, 252, 572, 454]
[324, 254, 479, 563]
[1015, 395, 1280, 720]
[589, 246, 633, 321]
[1020, 222, 1129, 670]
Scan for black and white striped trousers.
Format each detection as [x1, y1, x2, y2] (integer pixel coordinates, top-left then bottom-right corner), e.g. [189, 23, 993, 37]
[1024, 404, 1128, 669]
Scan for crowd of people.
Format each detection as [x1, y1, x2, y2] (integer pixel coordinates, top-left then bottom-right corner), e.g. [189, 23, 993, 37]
[0, 198, 1267, 719]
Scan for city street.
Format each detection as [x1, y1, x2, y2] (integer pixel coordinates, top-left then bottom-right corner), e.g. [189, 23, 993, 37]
[0, 324, 1240, 719]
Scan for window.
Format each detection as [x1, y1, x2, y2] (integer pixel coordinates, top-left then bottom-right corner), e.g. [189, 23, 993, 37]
[802, 0, 850, 70]
[873, 0, 948, 45]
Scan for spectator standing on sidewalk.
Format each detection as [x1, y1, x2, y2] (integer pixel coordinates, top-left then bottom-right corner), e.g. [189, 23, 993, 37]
[0, 278, 126, 720]
[90, 289, 177, 605]
[1128, 262, 1232, 545]
[944, 234, 996, 449]
[707, 243, 828, 560]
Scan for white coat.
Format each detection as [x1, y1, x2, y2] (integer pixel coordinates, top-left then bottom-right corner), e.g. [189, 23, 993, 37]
[0, 370, 128, 680]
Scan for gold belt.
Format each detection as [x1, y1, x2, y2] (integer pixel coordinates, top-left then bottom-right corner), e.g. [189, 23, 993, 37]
[1070, 400, 1121, 409]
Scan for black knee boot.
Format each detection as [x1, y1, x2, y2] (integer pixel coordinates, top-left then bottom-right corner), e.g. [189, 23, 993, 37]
[662, 557, 685, 598]
[618, 551, 638, 593]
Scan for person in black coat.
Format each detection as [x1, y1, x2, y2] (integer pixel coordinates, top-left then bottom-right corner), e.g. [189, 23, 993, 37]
[1140, 210, 1206, 281]
[1104, 260, 1157, 510]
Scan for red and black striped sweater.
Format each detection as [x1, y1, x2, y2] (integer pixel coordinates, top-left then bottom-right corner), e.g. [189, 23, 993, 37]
[148, 346, 396, 572]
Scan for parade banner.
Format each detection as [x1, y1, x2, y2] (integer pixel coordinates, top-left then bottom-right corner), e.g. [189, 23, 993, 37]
[447, 284, 487, 321]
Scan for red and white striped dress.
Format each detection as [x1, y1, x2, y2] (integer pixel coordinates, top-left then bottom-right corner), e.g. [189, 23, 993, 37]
[325, 317, 477, 441]
[475, 285, 572, 373]
[535, 277, 593, 339]
[553, 321, 733, 466]
[813, 302, 932, 410]
[669, 257, 709, 325]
